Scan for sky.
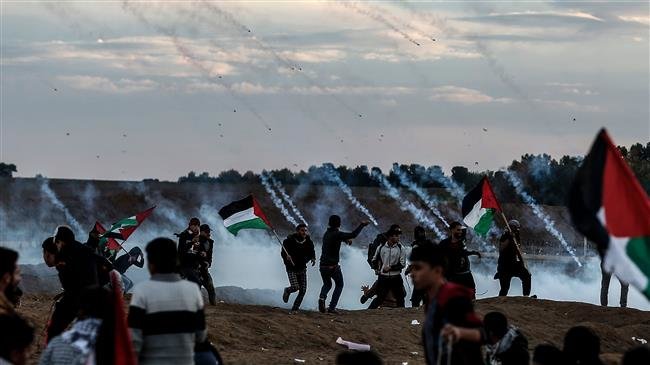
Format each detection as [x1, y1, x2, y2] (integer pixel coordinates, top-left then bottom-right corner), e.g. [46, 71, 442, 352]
[1, 0, 648, 181]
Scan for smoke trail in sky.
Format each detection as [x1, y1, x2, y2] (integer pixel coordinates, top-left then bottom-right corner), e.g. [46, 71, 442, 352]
[427, 168, 466, 202]
[503, 170, 582, 266]
[40, 179, 84, 234]
[269, 174, 308, 226]
[323, 165, 378, 226]
[340, 1, 422, 46]
[392, 166, 449, 228]
[260, 172, 299, 227]
[371, 170, 445, 240]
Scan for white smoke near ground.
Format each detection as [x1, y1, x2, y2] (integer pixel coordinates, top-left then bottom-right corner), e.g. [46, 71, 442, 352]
[81, 183, 98, 215]
[427, 168, 466, 202]
[39, 179, 84, 234]
[371, 170, 445, 240]
[260, 172, 299, 227]
[322, 165, 378, 226]
[392, 165, 449, 228]
[503, 170, 582, 266]
[269, 174, 309, 226]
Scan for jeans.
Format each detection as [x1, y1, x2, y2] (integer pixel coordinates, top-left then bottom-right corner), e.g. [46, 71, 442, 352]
[319, 265, 344, 310]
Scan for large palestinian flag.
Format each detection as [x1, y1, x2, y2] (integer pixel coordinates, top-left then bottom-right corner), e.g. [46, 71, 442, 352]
[219, 195, 272, 235]
[101, 207, 156, 242]
[569, 129, 650, 299]
[462, 176, 502, 236]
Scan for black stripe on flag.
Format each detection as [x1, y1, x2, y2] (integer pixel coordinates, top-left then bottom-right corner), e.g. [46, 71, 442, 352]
[218, 195, 254, 220]
[462, 179, 484, 218]
[568, 129, 608, 252]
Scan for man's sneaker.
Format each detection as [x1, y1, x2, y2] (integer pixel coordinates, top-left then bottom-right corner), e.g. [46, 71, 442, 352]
[327, 308, 340, 315]
[360, 294, 369, 304]
[318, 299, 326, 313]
[282, 288, 290, 303]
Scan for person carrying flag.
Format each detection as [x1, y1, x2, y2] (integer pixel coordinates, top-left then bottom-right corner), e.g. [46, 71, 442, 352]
[281, 224, 316, 313]
[495, 220, 531, 296]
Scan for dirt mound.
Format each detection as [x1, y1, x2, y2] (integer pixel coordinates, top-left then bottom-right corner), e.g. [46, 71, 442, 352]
[18, 294, 649, 365]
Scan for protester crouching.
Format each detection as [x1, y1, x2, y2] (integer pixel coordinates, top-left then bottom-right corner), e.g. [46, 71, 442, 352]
[281, 224, 316, 313]
[369, 225, 406, 309]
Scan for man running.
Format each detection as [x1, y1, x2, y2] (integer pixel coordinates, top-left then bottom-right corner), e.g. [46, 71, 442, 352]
[281, 224, 316, 313]
[495, 220, 531, 296]
[439, 222, 481, 297]
[370, 225, 406, 308]
[362, 224, 401, 307]
[319, 215, 369, 314]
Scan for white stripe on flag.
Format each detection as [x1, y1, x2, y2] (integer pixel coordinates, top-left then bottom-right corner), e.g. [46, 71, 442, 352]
[223, 207, 257, 227]
[463, 199, 486, 228]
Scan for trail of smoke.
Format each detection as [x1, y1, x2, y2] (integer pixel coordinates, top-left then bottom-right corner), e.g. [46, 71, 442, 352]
[260, 172, 299, 227]
[322, 165, 378, 226]
[371, 170, 444, 240]
[427, 169, 466, 202]
[121, 1, 274, 132]
[269, 174, 309, 226]
[503, 170, 582, 266]
[392, 166, 449, 227]
[340, 1, 422, 46]
[40, 179, 84, 234]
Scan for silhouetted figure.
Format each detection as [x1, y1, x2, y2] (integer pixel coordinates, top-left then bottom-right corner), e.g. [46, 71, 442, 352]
[495, 220, 531, 296]
[563, 326, 605, 365]
[282, 224, 316, 312]
[600, 263, 628, 308]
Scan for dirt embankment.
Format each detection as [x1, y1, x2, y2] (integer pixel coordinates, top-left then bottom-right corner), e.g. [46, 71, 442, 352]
[18, 294, 650, 365]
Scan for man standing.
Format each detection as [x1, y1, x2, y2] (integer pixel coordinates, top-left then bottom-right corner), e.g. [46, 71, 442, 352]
[409, 226, 434, 307]
[439, 222, 481, 297]
[46, 226, 111, 341]
[177, 217, 201, 285]
[370, 226, 407, 308]
[409, 244, 484, 365]
[281, 224, 316, 313]
[319, 215, 369, 314]
[600, 263, 628, 308]
[495, 220, 531, 296]
[128, 238, 206, 365]
[196, 224, 216, 306]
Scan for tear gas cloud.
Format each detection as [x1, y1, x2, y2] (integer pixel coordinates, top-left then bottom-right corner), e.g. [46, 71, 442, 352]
[504, 170, 582, 266]
[371, 170, 445, 240]
[260, 172, 299, 227]
[270, 174, 309, 226]
[427, 167, 466, 202]
[323, 164, 378, 226]
[40, 179, 84, 234]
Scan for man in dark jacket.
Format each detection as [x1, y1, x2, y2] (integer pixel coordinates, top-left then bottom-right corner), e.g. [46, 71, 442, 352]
[196, 224, 216, 305]
[483, 311, 529, 365]
[409, 226, 434, 307]
[439, 222, 481, 297]
[46, 226, 112, 341]
[177, 217, 201, 284]
[496, 220, 531, 296]
[409, 244, 484, 365]
[319, 215, 369, 314]
[281, 224, 316, 312]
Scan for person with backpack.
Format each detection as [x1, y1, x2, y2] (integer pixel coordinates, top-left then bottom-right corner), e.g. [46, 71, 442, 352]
[369, 226, 407, 308]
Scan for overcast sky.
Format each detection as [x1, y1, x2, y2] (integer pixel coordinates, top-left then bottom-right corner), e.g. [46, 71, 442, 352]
[1, 1, 648, 180]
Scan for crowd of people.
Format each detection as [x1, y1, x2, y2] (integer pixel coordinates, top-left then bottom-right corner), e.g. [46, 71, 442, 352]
[0, 212, 648, 365]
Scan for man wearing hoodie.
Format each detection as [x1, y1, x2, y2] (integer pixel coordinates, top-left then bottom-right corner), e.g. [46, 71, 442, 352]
[483, 311, 529, 365]
[281, 224, 316, 313]
[370, 226, 407, 308]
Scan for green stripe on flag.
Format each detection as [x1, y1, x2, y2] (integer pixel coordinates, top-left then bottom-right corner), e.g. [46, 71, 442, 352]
[626, 236, 650, 297]
[474, 209, 494, 237]
[226, 218, 270, 235]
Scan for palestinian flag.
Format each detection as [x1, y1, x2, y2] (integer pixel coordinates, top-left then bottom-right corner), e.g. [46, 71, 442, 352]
[95, 221, 122, 252]
[219, 195, 271, 235]
[101, 207, 156, 242]
[462, 176, 502, 236]
[569, 129, 650, 299]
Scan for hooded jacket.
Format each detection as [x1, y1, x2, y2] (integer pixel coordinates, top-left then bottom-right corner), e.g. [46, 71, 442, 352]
[282, 234, 316, 272]
[372, 242, 406, 276]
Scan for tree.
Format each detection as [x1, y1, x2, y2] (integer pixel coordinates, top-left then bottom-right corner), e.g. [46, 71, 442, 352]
[0, 163, 17, 178]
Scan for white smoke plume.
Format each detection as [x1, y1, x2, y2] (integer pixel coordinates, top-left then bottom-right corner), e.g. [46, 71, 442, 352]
[322, 165, 378, 226]
[40, 179, 84, 234]
[260, 172, 299, 227]
[392, 165, 449, 228]
[81, 183, 98, 215]
[503, 170, 582, 266]
[371, 170, 445, 240]
[427, 168, 466, 202]
[269, 174, 309, 226]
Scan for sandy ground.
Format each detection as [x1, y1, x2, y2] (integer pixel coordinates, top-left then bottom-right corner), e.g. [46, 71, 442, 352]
[18, 294, 650, 365]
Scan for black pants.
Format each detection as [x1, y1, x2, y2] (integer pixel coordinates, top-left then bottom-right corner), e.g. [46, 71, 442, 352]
[601, 269, 628, 307]
[180, 265, 201, 285]
[411, 288, 426, 307]
[199, 266, 216, 305]
[448, 272, 476, 298]
[371, 275, 405, 309]
[497, 265, 531, 296]
[47, 295, 79, 342]
[319, 265, 344, 310]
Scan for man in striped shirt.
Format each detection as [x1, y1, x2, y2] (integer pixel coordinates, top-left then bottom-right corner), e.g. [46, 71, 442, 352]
[128, 238, 207, 365]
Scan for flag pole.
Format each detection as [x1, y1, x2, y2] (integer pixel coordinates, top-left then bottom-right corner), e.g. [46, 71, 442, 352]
[499, 211, 526, 266]
[269, 228, 295, 266]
